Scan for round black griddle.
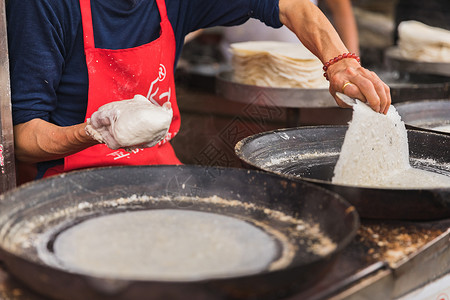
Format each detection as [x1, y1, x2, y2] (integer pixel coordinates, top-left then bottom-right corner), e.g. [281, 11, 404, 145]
[235, 126, 450, 221]
[0, 165, 358, 300]
[395, 99, 450, 135]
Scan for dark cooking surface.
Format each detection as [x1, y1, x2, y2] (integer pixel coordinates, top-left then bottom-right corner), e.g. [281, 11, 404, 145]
[0, 165, 359, 300]
[235, 126, 450, 220]
[0, 219, 448, 300]
[395, 100, 450, 136]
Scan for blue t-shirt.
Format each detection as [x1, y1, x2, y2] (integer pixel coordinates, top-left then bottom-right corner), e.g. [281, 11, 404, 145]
[6, 0, 283, 176]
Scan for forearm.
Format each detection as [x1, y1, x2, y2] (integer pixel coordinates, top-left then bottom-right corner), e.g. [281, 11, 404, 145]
[14, 118, 98, 163]
[278, 0, 390, 114]
[279, 0, 349, 64]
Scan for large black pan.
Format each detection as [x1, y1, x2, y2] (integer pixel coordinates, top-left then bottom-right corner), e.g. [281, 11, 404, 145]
[0, 165, 358, 300]
[235, 126, 450, 220]
[395, 99, 450, 136]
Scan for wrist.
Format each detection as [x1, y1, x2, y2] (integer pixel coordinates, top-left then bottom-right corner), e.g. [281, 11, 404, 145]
[78, 122, 99, 145]
[323, 53, 361, 80]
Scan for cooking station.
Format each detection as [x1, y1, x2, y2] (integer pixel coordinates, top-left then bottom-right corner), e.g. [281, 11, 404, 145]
[0, 219, 448, 299]
[0, 82, 448, 299]
[0, 2, 450, 299]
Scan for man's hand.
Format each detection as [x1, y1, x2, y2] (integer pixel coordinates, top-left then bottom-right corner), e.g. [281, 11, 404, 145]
[278, 0, 391, 114]
[327, 59, 391, 114]
[85, 95, 173, 150]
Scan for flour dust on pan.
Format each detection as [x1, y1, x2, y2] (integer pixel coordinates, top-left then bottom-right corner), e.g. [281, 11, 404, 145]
[235, 122, 450, 220]
[41, 209, 278, 281]
[332, 99, 450, 189]
[33, 195, 339, 282]
[0, 165, 358, 300]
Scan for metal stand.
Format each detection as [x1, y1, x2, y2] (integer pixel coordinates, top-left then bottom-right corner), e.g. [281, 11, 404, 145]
[0, 0, 16, 193]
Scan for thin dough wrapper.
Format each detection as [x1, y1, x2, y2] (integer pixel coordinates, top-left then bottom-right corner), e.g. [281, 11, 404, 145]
[332, 100, 450, 188]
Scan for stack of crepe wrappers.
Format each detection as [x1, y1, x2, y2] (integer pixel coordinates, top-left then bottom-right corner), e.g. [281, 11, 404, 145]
[398, 20, 450, 63]
[230, 41, 329, 88]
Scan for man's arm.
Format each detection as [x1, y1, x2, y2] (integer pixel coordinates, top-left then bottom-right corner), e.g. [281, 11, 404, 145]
[14, 119, 98, 164]
[14, 95, 173, 164]
[279, 0, 390, 114]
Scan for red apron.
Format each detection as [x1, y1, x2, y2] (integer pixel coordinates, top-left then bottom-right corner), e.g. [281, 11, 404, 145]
[45, 0, 181, 177]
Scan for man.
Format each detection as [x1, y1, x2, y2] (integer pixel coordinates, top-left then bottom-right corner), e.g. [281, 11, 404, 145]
[7, 0, 390, 180]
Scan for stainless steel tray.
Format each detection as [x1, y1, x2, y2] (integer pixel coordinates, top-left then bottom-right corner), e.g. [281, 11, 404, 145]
[215, 70, 450, 108]
[215, 71, 335, 108]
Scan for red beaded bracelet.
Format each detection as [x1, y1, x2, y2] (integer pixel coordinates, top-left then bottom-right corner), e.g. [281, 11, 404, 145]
[322, 53, 360, 81]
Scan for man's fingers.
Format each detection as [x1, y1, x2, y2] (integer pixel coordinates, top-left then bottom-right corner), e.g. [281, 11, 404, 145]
[90, 111, 112, 128]
[363, 70, 391, 114]
[383, 83, 391, 114]
[332, 81, 358, 108]
[345, 74, 380, 112]
[335, 67, 393, 114]
[341, 81, 364, 101]
[102, 131, 120, 150]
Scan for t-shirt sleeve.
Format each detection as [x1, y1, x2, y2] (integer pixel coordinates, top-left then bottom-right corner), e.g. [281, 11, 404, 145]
[7, 0, 66, 125]
[181, 0, 283, 33]
[249, 0, 284, 28]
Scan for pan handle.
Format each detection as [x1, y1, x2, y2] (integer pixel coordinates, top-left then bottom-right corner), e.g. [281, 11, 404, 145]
[0, 0, 17, 193]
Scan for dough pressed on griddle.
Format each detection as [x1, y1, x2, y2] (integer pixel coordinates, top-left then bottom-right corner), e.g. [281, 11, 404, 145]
[53, 209, 278, 281]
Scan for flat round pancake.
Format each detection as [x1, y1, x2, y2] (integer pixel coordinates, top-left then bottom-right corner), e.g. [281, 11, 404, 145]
[53, 209, 278, 281]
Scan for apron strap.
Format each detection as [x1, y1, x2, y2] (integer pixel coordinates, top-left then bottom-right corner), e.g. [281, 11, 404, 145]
[79, 0, 95, 50]
[155, 0, 168, 20]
